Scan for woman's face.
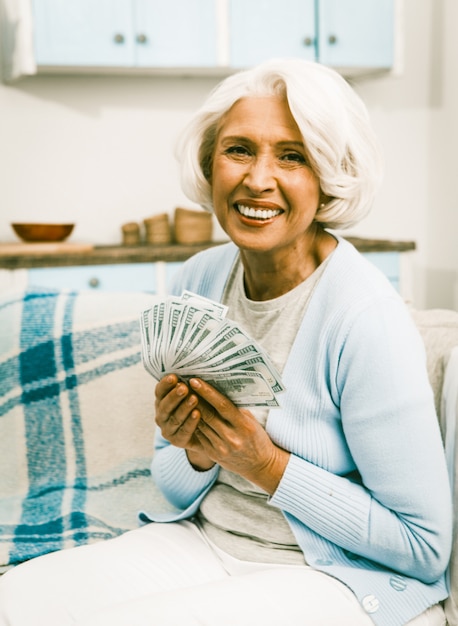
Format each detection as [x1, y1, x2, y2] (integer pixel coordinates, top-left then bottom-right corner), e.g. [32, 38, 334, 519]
[211, 96, 322, 255]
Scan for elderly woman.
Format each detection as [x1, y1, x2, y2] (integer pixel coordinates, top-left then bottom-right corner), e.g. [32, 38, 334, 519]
[0, 59, 452, 626]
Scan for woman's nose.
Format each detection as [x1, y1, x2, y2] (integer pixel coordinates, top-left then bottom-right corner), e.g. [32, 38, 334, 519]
[243, 156, 276, 193]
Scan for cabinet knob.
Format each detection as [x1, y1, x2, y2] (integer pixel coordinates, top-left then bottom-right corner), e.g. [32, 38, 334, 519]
[136, 33, 148, 44]
[328, 34, 337, 45]
[113, 33, 125, 44]
[303, 36, 314, 47]
[88, 277, 100, 288]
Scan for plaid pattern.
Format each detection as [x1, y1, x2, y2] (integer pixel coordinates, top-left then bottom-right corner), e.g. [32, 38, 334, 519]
[0, 288, 169, 573]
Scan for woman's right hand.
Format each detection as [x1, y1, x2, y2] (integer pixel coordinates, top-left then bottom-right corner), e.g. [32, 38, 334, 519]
[154, 374, 215, 470]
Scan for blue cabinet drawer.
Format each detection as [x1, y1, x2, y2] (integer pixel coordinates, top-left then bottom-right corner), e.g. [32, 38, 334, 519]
[28, 264, 157, 293]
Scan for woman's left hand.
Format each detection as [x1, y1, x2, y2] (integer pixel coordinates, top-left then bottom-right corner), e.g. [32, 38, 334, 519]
[188, 378, 290, 495]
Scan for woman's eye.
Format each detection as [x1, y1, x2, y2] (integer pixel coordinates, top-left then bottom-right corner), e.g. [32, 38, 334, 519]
[281, 152, 306, 163]
[225, 145, 250, 156]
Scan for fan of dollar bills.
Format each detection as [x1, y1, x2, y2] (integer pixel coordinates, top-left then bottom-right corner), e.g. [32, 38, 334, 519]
[139, 291, 285, 407]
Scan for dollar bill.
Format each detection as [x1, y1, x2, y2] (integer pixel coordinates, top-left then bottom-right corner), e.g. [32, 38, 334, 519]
[178, 370, 279, 407]
[180, 290, 228, 319]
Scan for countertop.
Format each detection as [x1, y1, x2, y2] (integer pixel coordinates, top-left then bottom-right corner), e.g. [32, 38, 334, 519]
[0, 237, 416, 270]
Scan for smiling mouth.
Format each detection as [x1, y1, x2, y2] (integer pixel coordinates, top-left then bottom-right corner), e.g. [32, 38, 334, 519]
[235, 204, 283, 221]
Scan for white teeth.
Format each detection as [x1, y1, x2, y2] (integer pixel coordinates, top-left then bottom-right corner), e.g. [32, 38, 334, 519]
[237, 204, 282, 220]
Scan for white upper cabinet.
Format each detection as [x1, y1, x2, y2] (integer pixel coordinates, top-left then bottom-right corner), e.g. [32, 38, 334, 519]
[32, 0, 218, 68]
[32, 0, 395, 74]
[132, 0, 218, 68]
[229, 0, 317, 68]
[230, 0, 394, 72]
[318, 0, 394, 70]
[33, 0, 135, 66]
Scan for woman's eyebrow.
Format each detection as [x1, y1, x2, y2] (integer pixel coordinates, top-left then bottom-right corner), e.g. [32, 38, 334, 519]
[277, 141, 305, 149]
[220, 136, 305, 149]
[219, 135, 251, 143]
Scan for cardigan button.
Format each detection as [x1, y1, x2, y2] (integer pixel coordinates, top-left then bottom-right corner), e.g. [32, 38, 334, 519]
[362, 595, 380, 613]
[389, 575, 407, 591]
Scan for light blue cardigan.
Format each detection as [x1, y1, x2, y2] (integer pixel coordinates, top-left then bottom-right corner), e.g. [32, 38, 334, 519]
[143, 237, 452, 626]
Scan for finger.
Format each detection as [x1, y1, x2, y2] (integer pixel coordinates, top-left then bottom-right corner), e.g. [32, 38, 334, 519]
[159, 381, 190, 417]
[155, 381, 192, 433]
[172, 409, 202, 445]
[189, 378, 238, 421]
[155, 374, 179, 401]
[194, 420, 218, 450]
[167, 393, 199, 434]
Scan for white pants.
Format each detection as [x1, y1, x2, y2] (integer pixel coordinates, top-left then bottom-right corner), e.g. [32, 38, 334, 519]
[0, 521, 445, 626]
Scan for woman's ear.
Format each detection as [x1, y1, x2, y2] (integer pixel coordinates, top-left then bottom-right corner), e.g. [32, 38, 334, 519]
[319, 193, 332, 209]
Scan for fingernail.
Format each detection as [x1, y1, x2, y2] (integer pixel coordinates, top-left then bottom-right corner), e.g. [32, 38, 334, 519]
[190, 378, 200, 389]
[176, 384, 187, 396]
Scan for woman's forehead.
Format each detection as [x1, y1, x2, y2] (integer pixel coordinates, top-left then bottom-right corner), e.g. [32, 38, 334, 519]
[216, 96, 302, 141]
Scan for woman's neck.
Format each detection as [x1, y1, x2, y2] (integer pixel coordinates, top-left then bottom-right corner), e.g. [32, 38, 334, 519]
[240, 227, 337, 301]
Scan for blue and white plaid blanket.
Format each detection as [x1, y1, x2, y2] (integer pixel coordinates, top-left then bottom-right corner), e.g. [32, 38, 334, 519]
[0, 288, 169, 573]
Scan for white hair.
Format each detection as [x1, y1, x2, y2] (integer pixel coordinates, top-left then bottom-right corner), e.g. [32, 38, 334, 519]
[176, 58, 383, 230]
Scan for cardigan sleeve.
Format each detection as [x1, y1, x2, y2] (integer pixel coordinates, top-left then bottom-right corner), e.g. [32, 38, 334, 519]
[150, 431, 219, 511]
[270, 296, 452, 583]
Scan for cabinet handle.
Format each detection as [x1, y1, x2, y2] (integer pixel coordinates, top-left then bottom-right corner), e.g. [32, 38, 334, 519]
[303, 36, 314, 47]
[113, 33, 125, 44]
[88, 277, 100, 288]
[136, 33, 148, 44]
[328, 34, 337, 45]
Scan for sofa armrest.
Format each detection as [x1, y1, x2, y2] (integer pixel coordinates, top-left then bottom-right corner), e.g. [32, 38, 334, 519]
[0, 288, 170, 572]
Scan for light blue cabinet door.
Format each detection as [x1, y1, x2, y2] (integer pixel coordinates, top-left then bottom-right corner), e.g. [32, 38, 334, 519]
[32, 0, 135, 66]
[318, 0, 394, 68]
[229, 0, 316, 68]
[134, 0, 218, 67]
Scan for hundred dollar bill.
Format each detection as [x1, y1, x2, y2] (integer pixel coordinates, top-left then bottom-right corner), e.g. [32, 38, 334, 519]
[177, 324, 284, 394]
[180, 290, 228, 319]
[212, 353, 284, 395]
[177, 320, 251, 368]
[171, 312, 222, 367]
[178, 370, 280, 408]
[140, 308, 156, 377]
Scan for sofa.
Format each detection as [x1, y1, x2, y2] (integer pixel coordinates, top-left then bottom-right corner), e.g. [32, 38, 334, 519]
[1, 286, 458, 623]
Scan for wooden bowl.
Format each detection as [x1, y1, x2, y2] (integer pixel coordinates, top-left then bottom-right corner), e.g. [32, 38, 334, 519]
[11, 223, 75, 243]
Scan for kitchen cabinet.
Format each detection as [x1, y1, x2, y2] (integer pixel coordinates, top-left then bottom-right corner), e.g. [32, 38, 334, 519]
[32, 0, 218, 68]
[229, 0, 317, 68]
[229, 0, 394, 71]
[317, 0, 394, 69]
[32, 0, 395, 74]
[33, 0, 133, 67]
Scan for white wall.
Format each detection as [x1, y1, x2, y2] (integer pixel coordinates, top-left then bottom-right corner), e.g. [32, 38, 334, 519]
[346, 0, 458, 310]
[0, 0, 456, 309]
[0, 73, 221, 242]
